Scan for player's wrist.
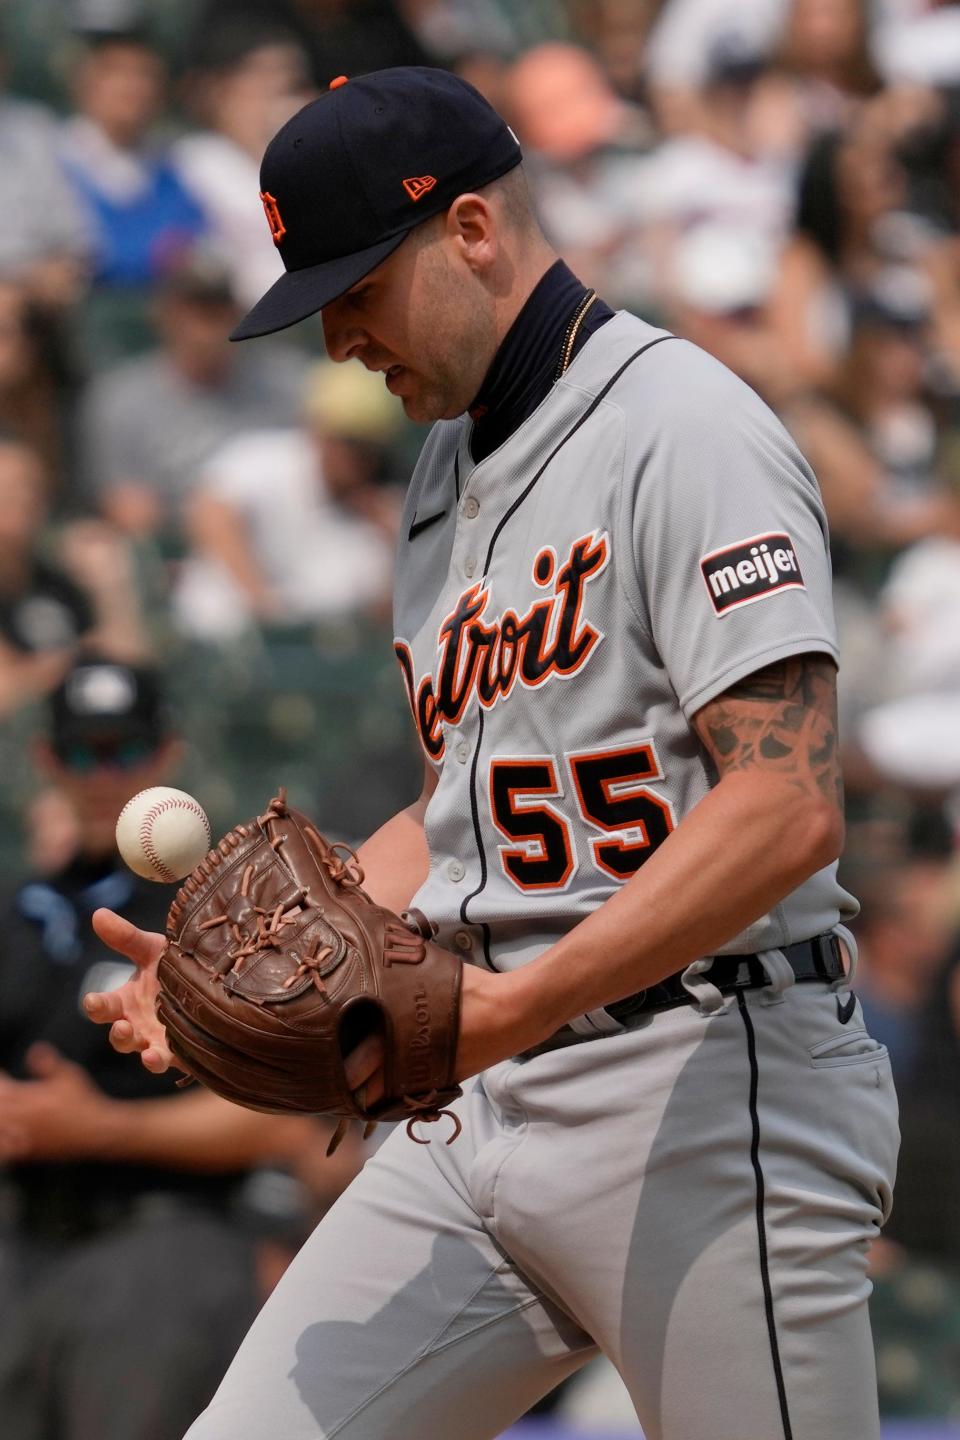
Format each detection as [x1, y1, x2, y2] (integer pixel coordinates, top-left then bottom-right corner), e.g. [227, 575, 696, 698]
[455, 965, 554, 1075]
[486, 965, 560, 1052]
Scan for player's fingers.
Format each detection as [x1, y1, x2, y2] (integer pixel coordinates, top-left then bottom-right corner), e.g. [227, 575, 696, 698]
[107, 1019, 142, 1053]
[343, 1033, 386, 1092]
[82, 988, 126, 1024]
[353, 1068, 386, 1111]
[141, 1045, 174, 1074]
[91, 909, 166, 969]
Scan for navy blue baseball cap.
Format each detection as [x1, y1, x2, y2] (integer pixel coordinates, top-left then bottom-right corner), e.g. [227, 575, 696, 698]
[231, 67, 523, 341]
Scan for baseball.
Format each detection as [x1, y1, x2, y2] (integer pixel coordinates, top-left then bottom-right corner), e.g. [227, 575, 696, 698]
[115, 787, 212, 883]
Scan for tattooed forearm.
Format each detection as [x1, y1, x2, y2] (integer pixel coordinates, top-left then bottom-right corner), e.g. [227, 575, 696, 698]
[692, 655, 844, 811]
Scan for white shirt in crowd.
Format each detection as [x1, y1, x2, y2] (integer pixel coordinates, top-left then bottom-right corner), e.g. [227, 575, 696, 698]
[644, 0, 940, 90]
[173, 132, 285, 310]
[173, 429, 393, 640]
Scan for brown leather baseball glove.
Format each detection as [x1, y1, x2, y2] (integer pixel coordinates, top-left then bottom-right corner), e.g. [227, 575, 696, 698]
[156, 791, 463, 1151]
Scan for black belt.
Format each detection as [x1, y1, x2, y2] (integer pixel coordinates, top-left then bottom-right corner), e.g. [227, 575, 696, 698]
[520, 932, 844, 1059]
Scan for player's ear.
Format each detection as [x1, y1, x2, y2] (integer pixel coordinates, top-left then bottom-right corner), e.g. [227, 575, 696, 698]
[444, 193, 497, 274]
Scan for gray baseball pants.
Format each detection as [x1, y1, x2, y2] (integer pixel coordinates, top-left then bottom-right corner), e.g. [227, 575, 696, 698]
[184, 971, 899, 1440]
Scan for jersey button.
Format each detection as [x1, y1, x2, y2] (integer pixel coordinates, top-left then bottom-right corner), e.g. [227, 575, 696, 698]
[454, 930, 473, 951]
[464, 557, 476, 578]
[463, 496, 480, 519]
[447, 859, 466, 882]
[455, 740, 470, 764]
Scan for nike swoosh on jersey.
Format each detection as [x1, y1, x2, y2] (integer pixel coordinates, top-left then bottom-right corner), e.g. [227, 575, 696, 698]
[836, 992, 856, 1024]
[408, 509, 448, 540]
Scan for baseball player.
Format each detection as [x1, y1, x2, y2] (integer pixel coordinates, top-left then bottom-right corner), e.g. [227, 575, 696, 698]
[85, 69, 899, 1440]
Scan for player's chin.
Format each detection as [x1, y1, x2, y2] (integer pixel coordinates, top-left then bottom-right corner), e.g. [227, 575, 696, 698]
[396, 387, 438, 424]
[390, 373, 454, 425]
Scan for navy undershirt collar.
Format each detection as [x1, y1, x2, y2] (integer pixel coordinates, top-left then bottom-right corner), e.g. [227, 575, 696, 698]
[468, 260, 614, 463]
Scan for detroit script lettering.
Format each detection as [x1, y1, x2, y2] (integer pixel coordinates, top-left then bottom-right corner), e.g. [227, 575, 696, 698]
[395, 532, 609, 760]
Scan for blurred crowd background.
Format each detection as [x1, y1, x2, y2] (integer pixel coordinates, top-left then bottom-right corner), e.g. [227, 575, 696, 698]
[1, 0, 960, 1436]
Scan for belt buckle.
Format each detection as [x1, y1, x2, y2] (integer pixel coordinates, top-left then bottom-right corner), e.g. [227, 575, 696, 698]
[812, 933, 840, 983]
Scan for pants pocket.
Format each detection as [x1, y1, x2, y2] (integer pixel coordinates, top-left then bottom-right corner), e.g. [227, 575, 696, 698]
[808, 1029, 890, 1069]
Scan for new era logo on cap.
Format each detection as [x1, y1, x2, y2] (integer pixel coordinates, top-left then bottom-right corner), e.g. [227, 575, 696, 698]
[403, 175, 437, 202]
[700, 532, 805, 615]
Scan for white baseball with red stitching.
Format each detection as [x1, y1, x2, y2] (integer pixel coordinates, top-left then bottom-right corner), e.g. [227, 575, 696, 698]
[115, 787, 212, 883]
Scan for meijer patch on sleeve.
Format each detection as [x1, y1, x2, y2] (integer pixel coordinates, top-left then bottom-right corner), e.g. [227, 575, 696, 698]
[700, 532, 805, 615]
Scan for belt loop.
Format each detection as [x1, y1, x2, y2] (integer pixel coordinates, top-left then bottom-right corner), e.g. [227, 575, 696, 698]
[680, 957, 727, 1016]
[832, 924, 858, 990]
[755, 948, 795, 1004]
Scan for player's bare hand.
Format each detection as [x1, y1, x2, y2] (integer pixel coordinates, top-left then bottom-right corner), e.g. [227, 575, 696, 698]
[83, 909, 173, 1073]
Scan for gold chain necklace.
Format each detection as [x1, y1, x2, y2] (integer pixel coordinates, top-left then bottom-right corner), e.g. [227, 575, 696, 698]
[555, 289, 599, 380]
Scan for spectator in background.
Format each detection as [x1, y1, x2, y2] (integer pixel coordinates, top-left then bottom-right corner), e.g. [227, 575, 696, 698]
[174, 22, 315, 311]
[755, 0, 882, 152]
[57, 25, 208, 290]
[0, 281, 72, 486]
[185, 0, 436, 88]
[852, 533, 960, 792]
[783, 269, 960, 569]
[772, 117, 918, 391]
[79, 247, 309, 541]
[301, 0, 449, 72]
[643, 0, 787, 133]
[503, 42, 653, 306]
[841, 802, 960, 1273]
[568, 0, 659, 104]
[875, 0, 960, 89]
[173, 360, 403, 640]
[663, 220, 797, 404]
[631, 38, 797, 317]
[0, 433, 146, 719]
[399, 0, 518, 70]
[836, 268, 939, 499]
[852, 844, 956, 1087]
[0, 652, 327, 1440]
[885, 931, 960, 1271]
[0, 39, 91, 309]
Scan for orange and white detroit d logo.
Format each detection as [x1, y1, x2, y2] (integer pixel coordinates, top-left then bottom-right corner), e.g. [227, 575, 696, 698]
[260, 191, 287, 245]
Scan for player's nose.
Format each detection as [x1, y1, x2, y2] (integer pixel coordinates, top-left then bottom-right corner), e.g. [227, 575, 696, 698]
[321, 303, 366, 363]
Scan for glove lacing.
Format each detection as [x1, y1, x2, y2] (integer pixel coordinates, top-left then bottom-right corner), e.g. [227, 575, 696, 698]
[182, 791, 462, 1153]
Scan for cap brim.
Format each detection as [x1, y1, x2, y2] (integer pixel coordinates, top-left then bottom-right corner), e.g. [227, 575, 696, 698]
[230, 232, 408, 341]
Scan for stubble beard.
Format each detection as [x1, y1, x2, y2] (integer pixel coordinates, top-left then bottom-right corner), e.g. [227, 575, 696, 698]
[405, 257, 497, 423]
[399, 350, 486, 424]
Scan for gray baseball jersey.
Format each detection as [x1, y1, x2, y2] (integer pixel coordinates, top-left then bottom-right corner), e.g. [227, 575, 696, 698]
[185, 312, 899, 1440]
[394, 311, 855, 1005]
